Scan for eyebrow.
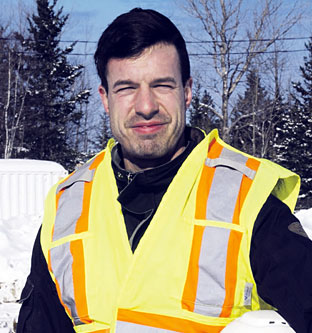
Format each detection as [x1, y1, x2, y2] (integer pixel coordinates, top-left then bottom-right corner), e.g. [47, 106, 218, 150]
[151, 77, 177, 85]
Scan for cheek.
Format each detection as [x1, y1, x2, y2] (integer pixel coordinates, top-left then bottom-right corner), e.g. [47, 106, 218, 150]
[168, 96, 186, 122]
[108, 100, 127, 126]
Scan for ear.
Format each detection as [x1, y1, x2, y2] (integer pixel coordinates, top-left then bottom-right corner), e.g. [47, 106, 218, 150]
[184, 77, 193, 108]
[98, 85, 110, 114]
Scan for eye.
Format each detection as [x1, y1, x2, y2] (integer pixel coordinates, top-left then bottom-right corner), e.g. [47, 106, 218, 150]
[153, 84, 174, 91]
[115, 86, 136, 93]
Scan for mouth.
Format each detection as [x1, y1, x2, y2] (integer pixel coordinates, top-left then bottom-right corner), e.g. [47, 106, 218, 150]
[130, 122, 167, 134]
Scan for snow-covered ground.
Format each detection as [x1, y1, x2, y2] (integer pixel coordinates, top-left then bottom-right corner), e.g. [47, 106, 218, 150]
[0, 209, 311, 332]
[0, 215, 41, 332]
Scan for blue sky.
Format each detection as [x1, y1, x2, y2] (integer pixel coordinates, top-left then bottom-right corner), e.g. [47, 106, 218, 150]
[59, 0, 196, 57]
[0, 0, 194, 44]
[1, 0, 310, 53]
[1, 0, 311, 93]
[60, 0, 191, 38]
[1, 0, 311, 59]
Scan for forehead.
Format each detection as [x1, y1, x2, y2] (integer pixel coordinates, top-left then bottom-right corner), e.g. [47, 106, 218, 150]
[106, 44, 181, 84]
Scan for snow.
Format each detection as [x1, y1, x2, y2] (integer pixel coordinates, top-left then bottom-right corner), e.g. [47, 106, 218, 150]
[0, 209, 311, 332]
[0, 215, 41, 332]
[296, 208, 312, 239]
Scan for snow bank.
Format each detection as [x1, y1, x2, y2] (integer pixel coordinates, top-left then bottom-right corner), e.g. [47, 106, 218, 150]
[296, 208, 312, 239]
[0, 215, 41, 332]
[0, 159, 67, 331]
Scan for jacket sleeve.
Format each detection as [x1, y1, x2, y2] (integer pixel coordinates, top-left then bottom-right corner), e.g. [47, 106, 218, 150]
[250, 195, 312, 333]
[17, 227, 75, 333]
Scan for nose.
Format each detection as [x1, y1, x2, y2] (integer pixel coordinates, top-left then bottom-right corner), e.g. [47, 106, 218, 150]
[134, 86, 159, 119]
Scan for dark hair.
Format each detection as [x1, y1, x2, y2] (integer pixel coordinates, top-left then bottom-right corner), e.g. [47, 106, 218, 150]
[94, 8, 190, 91]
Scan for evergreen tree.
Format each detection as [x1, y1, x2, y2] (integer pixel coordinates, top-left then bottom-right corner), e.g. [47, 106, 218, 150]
[188, 82, 218, 134]
[18, 0, 90, 170]
[275, 38, 312, 208]
[93, 110, 112, 151]
[230, 69, 275, 158]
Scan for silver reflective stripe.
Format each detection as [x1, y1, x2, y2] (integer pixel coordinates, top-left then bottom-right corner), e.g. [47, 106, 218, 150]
[53, 181, 85, 241]
[193, 148, 247, 316]
[205, 148, 247, 222]
[57, 164, 94, 193]
[50, 243, 84, 326]
[53, 162, 95, 242]
[205, 157, 256, 180]
[194, 226, 231, 316]
[116, 321, 178, 332]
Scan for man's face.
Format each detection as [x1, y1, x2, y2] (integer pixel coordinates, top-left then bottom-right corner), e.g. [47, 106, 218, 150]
[99, 43, 192, 171]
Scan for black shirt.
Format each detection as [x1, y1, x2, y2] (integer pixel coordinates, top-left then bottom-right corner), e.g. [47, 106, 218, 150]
[111, 138, 197, 252]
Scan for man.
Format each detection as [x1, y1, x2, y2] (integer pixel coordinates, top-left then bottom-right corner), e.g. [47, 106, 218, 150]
[17, 8, 312, 333]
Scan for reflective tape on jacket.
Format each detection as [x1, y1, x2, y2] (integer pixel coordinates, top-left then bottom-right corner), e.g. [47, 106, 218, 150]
[181, 139, 260, 319]
[48, 152, 106, 331]
[116, 308, 227, 332]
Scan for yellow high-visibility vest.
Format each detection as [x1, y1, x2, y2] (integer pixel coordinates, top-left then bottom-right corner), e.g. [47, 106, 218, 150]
[41, 129, 300, 333]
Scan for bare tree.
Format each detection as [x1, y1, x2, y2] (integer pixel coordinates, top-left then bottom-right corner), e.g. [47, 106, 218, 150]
[183, 0, 302, 141]
[0, 27, 30, 159]
[0, 1, 33, 158]
[3, 49, 29, 158]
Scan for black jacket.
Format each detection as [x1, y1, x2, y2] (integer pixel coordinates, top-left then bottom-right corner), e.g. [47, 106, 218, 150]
[17, 140, 312, 333]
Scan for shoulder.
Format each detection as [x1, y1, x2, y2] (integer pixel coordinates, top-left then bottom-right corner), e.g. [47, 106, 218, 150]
[250, 197, 312, 333]
[252, 194, 304, 239]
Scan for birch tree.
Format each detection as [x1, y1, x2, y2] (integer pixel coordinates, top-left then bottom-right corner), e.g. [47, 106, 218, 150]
[3, 50, 28, 158]
[183, 0, 302, 141]
[0, 30, 29, 159]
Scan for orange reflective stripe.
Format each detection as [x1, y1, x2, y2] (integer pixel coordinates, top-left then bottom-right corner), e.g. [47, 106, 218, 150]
[117, 309, 225, 333]
[75, 181, 92, 234]
[89, 151, 105, 170]
[195, 140, 223, 219]
[71, 239, 92, 324]
[182, 225, 205, 311]
[75, 151, 105, 235]
[232, 158, 260, 225]
[55, 189, 63, 209]
[219, 229, 243, 317]
[208, 139, 223, 159]
[195, 165, 214, 219]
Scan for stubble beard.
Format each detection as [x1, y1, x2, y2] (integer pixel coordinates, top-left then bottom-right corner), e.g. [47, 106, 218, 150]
[120, 128, 185, 171]
[123, 133, 172, 160]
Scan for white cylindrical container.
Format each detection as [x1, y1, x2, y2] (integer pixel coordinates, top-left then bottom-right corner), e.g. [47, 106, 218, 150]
[0, 159, 68, 220]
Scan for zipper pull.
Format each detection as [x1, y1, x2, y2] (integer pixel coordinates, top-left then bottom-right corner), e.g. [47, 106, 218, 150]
[127, 172, 134, 184]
